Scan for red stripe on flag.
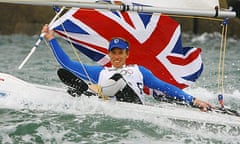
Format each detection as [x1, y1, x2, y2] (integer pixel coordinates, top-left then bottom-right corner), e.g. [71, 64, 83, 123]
[167, 48, 202, 65]
[122, 12, 135, 29]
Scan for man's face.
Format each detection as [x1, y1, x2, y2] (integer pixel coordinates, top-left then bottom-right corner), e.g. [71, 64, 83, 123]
[108, 48, 129, 68]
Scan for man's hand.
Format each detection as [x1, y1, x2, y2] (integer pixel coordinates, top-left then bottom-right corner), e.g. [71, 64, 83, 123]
[41, 24, 55, 41]
[193, 98, 214, 112]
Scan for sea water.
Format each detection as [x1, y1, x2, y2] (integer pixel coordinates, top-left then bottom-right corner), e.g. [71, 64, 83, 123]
[0, 33, 240, 143]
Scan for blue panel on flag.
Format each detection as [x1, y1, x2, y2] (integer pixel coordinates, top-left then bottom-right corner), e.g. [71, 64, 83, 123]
[112, 11, 121, 18]
[139, 13, 152, 28]
[72, 43, 105, 61]
[132, 3, 153, 28]
[54, 20, 89, 34]
[171, 36, 188, 55]
[171, 36, 194, 56]
[182, 64, 204, 82]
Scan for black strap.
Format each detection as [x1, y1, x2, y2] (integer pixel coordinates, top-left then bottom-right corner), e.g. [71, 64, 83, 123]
[121, 4, 130, 12]
[115, 84, 143, 104]
[214, 6, 219, 17]
[108, 73, 143, 104]
[57, 68, 88, 92]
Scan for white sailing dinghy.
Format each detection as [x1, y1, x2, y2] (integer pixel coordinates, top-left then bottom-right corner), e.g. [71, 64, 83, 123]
[0, 0, 239, 126]
[1, 72, 240, 127]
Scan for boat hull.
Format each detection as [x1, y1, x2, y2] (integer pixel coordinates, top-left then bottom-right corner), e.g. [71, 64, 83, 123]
[0, 72, 239, 127]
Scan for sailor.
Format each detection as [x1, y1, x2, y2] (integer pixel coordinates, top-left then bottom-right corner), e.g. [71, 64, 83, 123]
[42, 24, 213, 111]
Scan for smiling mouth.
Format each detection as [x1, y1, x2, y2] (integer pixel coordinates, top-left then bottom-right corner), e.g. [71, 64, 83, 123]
[113, 59, 121, 63]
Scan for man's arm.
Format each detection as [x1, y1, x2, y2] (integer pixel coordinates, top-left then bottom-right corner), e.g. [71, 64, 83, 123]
[139, 66, 213, 111]
[42, 24, 103, 83]
[49, 39, 103, 83]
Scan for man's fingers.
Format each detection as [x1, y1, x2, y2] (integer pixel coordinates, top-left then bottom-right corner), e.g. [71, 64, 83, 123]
[41, 24, 49, 33]
[194, 99, 214, 112]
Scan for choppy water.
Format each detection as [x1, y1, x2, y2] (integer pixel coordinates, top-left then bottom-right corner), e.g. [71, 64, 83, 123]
[0, 33, 240, 143]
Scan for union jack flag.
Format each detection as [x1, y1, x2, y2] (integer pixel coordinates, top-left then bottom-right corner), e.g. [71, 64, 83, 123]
[51, 7, 203, 90]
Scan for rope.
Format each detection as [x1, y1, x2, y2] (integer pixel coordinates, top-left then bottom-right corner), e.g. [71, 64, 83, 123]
[217, 25, 225, 93]
[217, 19, 228, 108]
[60, 24, 93, 84]
[56, 8, 93, 84]
[165, 12, 229, 108]
[164, 14, 223, 21]
[43, 7, 92, 84]
[221, 23, 228, 94]
[162, 12, 230, 108]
